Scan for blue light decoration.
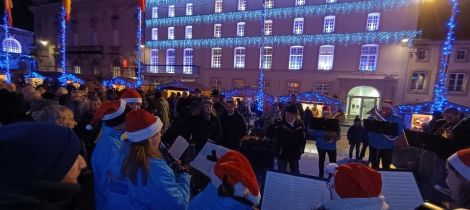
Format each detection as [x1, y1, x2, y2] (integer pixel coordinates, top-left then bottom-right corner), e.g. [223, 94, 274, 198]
[102, 77, 137, 88]
[222, 87, 275, 105]
[256, 6, 267, 113]
[147, 0, 414, 28]
[135, 7, 143, 87]
[146, 31, 419, 48]
[58, 6, 83, 86]
[2, 13, 11, 83]
[430, 0, 459, 112]
[398, 101, 470, 114]
[278, 91, 343, 106]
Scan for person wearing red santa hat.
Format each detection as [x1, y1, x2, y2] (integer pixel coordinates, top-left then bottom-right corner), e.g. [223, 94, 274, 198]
[367, 100, 404, 169]
[103, 109, 190, 210]
[89, 99, 129, 210]
[120, 88, 142, 110]
[316, 163, 389, 210]
[446, 148, 470, 209]
[188, 150, 261, 210]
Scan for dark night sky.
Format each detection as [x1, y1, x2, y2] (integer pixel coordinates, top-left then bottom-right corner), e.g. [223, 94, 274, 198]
[1, 0, 469, 40]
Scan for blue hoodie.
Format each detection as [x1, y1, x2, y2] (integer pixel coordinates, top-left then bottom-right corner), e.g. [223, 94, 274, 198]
[91, 125, 123, 210]
[102, 141, 190, 210]
[188, 184, 255, 210]
[367, 113, 403, 149]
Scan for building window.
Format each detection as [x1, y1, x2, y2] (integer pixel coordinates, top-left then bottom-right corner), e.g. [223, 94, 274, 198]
[150, 49, 159, 73]
[455, 49, 468, 62]
[367, 13, 380, 31]
[151, 28, 158, 40]
[233, 79, 246, 88]
[237, 22, 245, 37]
[112, 31, 119, 46]
[210, 78, 221, 90]
[152, 7, 158, 18]
[417, 49, 429, 62]
[2, 38, 21, 53]
[296, 0, 305, 6]
[326, 0, 336, 3]
[289, 46, 303, 70]
[318, 45, 335, 70]
[264, 20, 273, 35]
[234, 47, 246, 69]
[410, 72, 427, 91]
[263, 80, 271, 91]
[168, 27, 175, 40]
[323, 16, 335, 33]
[73, 66, 81, 74]
[215, 0, 223, 13]
[214, 24, 222, 38]
[166, 49, 176, 73]
[265, 0, 274, 8]
[113, 67, 121, 77]
[288, 82, 301, 94]
[448, 73, 466, 92]
[211, 48, 222, 68]
[359, 44, 379, 71]
[186, 3, 193, 16]
[315, 83, 331, 95]
[293, 18, 304, 35]
[185, 26, 193, 39]
[260, 46, 273, 69]
[168, 5, 175, 17]
[238, 0, 246, 11]
[183, 48, 193, 74]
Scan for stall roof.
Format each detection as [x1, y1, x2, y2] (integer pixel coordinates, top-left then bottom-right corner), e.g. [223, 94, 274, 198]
[221, 87, 275, 103]
[397, 101, 470, 114]
[157, 81, 208, 91]
[278, 91, 343, 106]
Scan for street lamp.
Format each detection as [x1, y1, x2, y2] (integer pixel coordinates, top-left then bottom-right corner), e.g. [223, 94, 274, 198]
[39, 40, 49, 46]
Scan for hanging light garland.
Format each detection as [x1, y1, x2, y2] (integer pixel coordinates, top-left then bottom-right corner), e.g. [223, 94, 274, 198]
[146, 30, 419, 48]
[135, 3, 145, 87]
[2, 13, 11, 83]
[278, 91, 343, 106]
[147, 0, 414, 28]
[222, 87, 275, 105]
[102, 77, 137, 88]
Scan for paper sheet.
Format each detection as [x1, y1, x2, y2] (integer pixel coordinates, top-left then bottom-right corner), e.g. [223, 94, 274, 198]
[380, 171, 423, 210]
[168, 136, 189, 160]
[261, 171, 329, 210]
[189, 142, 229, 177]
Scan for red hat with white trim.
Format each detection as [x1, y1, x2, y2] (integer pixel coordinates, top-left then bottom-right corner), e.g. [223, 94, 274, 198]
[86, 100, 126, 130]
[448, 148, 470, 181]
[125, 109, 163, 142]
[120, 89, 142, 103]
[381, 100, 394, 110]
[212, 150, 261, 205]
[327, 163, 382, 199]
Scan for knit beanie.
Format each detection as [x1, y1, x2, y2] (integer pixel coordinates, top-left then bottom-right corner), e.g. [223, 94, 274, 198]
[0, 122, 81, 182]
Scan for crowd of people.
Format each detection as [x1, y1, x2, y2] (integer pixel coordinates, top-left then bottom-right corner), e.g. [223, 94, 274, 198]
[0, 80, 469, 210]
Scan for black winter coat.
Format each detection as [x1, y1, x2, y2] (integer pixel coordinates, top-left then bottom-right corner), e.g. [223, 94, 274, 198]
[347, 125, 367, 144]
[274, 119, 306, 161]
[220, 111, 248, 150]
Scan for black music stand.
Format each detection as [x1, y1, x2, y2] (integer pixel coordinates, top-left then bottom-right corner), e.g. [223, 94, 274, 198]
[404, 130, 442, 151]
[363, 119, 399, 136]
[310, 118, 340, 132]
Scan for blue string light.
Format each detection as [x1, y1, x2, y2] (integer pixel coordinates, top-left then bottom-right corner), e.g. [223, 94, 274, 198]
[430, 0, 459, 112]
[2, 13, 11, 83]
[222, 87, 275, 105]
[102, 77, 137, 88]
[58, 6, 83, 86]
[146, 0, 414, 28]
[278, 91, 343, 106]
[146, 30, 419, 48]
[136, 7, 143, 87]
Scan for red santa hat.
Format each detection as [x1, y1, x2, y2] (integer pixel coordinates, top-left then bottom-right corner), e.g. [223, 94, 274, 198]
[381, 100, 394, 110]
[212, 150, 261, 205]
[448, 148, 470, 181]
[125, 109, 163, 142]
[86, 100, 126, 130]
[120, 89, 142, 103]
[327, 163, 382, 199]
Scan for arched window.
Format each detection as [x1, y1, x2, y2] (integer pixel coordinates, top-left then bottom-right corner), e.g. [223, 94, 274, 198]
[2, 38, 22, 53]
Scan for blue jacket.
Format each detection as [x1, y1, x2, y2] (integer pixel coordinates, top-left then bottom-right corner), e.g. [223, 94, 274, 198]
[91, 125, 123, 210]
[103, 142, 190, 210]
[312, 129, 339, 151]
[367, 113, 403, 149]
[188, 184, 254, 210]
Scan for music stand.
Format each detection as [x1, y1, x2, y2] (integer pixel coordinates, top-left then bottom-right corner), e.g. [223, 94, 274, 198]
[363, 119, 399, 136]
[404, 130, 442, 151]
[310, 118, 340, 132]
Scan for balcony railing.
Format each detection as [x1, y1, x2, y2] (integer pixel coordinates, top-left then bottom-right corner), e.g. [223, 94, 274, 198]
[66, 46, 104, 54]
[142, 65, 199, 77]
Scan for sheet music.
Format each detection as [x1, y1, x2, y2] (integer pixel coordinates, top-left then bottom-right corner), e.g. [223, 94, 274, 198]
[189, 142, 229, 177]
[380, 171, 423, 210]
[262, 171, 329, 210]
[168, 136, 189, 160]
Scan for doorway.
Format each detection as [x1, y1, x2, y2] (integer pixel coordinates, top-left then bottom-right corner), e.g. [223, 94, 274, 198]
[346, 86, 380, 120]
